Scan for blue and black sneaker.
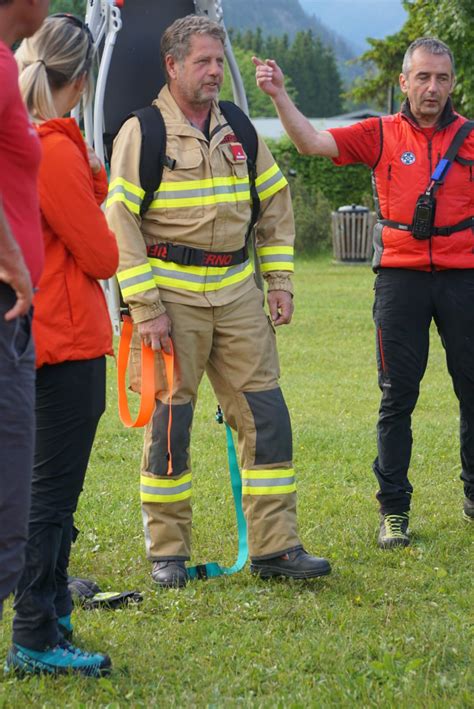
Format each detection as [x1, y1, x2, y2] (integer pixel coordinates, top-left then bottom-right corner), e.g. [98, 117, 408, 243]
[57, 614, 73, 641]
[4, 643, 111, 677]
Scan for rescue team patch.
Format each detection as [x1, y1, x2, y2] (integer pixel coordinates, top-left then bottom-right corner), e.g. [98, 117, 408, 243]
[401, 151, 416, 165]
[230, 143, 247, 161]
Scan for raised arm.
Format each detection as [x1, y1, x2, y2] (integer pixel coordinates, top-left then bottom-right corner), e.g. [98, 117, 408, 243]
[252, 57, 339, 158]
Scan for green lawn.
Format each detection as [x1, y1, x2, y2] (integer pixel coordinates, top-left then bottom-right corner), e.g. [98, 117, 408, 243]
[1, 256, 472, 707]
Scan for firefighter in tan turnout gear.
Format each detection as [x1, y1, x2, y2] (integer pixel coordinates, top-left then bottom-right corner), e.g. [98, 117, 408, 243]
[106, 15, 331, 587]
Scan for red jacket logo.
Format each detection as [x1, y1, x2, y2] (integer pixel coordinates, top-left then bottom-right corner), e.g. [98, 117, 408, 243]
[147, 244, 168, 259]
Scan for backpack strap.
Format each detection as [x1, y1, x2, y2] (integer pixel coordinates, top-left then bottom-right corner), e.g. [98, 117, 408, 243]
[123, 105, 167, 218]
[218, 101, 260, 240]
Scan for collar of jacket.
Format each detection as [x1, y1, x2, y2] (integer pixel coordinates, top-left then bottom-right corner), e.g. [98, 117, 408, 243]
[154, 84, 229, 142]
[400, 97, 458, 132]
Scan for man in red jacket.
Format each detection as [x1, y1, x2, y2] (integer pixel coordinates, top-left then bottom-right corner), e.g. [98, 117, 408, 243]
[254, 37, 474, 548]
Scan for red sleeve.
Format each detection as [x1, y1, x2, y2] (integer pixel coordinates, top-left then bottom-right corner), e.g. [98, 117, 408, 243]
[0, 45, 16, 119]
[38, 137, 119, 279]
[328, 118, 382, 168]
[92, 165, 109, 206]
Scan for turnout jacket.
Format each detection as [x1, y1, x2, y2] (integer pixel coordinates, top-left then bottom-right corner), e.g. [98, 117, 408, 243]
[106, 86, 295, 323]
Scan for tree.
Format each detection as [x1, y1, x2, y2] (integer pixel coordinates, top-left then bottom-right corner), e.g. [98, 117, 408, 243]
[49, 0, 85, 14]
[350, 0, 474, 115]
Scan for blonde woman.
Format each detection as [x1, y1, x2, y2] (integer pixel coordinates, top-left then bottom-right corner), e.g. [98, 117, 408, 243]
[6, 14, 118, 677]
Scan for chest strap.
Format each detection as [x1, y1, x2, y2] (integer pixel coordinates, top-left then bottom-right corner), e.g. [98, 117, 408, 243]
[378, 216, 474, 237]
[146, 242, 248, 267]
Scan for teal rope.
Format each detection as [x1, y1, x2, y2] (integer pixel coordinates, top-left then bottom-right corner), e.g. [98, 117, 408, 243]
[187, 418, 248, 580]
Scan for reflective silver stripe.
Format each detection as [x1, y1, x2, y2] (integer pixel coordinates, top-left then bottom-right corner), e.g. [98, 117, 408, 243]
[141, 481, 191, 496]
[243, 476, 295, 488]
[107, 184, 142, 208]
[154, 183, 249, 200]
[256, 169, 285, 196]
[119, 271, 156, 290]
[150, 260, 251, 284]
[259, 254, 294, 265]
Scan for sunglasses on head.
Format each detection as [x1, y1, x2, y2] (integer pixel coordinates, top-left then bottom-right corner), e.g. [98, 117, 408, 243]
[50, 13, 94, 72]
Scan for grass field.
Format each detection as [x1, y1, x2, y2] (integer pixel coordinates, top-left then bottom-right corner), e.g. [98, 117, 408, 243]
[0, 256, 472, 708]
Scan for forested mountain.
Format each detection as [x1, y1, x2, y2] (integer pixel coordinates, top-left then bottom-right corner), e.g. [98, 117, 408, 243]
[221, 0, 358, 73]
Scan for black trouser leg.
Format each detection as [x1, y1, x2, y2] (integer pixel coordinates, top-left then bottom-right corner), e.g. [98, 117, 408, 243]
[13, 358, 105, 651]
[433, 270, 474, 502]
[372, 270, 432, 514]
[0, 285, 35, 620]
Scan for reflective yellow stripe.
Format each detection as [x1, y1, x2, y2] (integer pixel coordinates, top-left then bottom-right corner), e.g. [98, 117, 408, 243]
[242, 469, 294, 479]
[260, 261, 294, 273]
[255, 164, 280, 187]
[257, 246, 294, 256]
[117, 264, 157, 298]
[140, 473, 192, 504]
[158, 176, 248, 191]
[150, 192, 250, 209]
[257, 246, 294, 273]
[242, 484, 296, 496]
[242, 468, 296, 496]
[258, 176, 288, 202]
[106, 178, 144, 214]
[109, 177, 144, 199]
[255, 163, 288, 202]
[117, 264, 153, 283]
[149, 258, 254, 293]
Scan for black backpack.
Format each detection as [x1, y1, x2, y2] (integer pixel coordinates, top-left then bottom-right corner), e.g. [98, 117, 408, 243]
[123, 101, 260, 240]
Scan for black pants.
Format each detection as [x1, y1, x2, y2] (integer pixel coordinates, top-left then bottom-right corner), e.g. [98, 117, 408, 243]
[12, 358, 105, 650]
[0, 285, 35, 619]
[372, 268, 474, 514]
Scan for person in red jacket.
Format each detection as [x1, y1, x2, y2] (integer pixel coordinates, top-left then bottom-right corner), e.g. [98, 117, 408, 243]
[254, 37, 474, 548]
[5, 14, 118, 677]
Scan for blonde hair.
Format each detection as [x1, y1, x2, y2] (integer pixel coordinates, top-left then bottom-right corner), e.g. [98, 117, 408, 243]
[16, 14, 95, 121]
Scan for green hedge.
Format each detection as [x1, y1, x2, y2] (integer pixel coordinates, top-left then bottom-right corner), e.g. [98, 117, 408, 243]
[268, 137, 374, 210]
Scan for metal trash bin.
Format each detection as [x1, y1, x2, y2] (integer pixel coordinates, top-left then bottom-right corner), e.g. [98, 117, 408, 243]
[331, 204, 376, 263]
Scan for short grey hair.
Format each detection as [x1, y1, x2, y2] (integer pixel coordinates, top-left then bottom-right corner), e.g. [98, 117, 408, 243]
[161, 14, 226, 80]
[402, 37, 455, 76]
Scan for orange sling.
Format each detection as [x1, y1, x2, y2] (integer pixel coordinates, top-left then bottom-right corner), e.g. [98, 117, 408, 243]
[117, 315, 174, 474]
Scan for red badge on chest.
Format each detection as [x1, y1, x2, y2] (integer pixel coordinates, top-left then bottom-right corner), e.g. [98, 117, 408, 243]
[230, 143, 247, 161]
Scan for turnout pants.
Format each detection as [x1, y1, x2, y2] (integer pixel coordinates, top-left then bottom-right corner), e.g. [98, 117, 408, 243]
[12, 358, 105, 650]
[373, 268, 474, 514]
[0, 285, 35, 619]
[133, 286, 301, 561]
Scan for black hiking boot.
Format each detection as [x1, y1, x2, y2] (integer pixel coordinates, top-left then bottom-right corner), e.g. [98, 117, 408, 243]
[463, 497, 474, 522]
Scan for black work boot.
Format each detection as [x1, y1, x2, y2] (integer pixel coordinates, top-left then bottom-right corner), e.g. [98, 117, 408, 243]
[463, 497, 474, 522]
[250, 548, 331, 579]
[151, 560, 188, 588]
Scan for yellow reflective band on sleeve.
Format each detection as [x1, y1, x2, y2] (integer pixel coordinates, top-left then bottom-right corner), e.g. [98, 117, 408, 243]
[255, 163, 288, 202]
[140, 473, 192, 504]
[257, 246, 294, 273]
[148, 258, 254, 293]
[242, 468, 296, 496]
[106, 178, 145, 215]
[117, 264, 157, 298]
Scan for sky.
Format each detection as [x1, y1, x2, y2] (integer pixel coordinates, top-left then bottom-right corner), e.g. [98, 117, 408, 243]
[299, 0, 408, 49]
